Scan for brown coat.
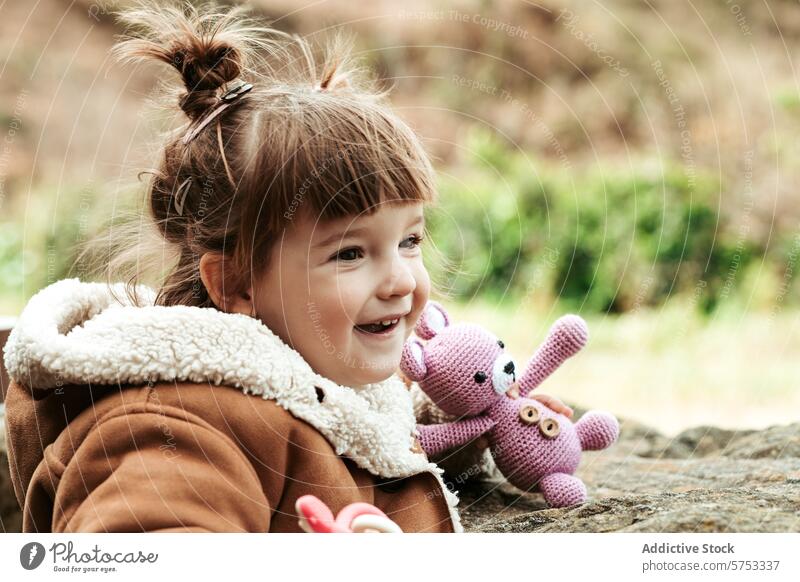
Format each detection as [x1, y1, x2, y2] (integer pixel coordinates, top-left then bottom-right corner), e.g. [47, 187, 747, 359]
[1, 279, 461, 533]
[4, 379, 456, 532]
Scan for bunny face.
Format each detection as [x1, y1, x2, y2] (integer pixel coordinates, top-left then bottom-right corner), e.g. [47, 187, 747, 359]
[417, 323, 516, 416]
[488, 398, 582, 489]
[400, 302, 517, 416]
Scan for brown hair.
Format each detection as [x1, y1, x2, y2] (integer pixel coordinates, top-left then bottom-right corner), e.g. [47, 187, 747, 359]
[82, 1, 437, 309]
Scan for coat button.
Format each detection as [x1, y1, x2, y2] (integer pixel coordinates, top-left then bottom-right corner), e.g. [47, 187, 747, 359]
[539, 417, 560, 438]
[519, 405, 540, 425]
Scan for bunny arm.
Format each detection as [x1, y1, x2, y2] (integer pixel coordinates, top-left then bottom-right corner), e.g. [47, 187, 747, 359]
[575, 411, 620, 451]
[416, 416, 496, 457]
[518, 314, 589, 394]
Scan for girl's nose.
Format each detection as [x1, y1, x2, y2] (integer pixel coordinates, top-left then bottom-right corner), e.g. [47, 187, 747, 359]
[377, 256, 416, 299]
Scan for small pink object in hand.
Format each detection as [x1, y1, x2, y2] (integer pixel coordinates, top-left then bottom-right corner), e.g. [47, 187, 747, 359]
[295, 495, 403, 533]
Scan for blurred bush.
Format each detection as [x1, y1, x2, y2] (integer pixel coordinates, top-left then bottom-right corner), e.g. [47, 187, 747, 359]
[0, 184, 108, 313]
[429, 128, 796, 313]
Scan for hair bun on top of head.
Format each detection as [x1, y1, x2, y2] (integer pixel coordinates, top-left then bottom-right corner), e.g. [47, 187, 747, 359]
[111, 1, 278, 122]
[171, 42, 242, 121]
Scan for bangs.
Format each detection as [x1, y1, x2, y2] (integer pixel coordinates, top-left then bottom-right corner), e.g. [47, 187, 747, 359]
[254, 96, 437, 231]
[309, 142, 436, 220]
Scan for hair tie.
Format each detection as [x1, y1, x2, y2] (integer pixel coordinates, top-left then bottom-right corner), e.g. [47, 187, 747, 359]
[182, 80, 253, 145]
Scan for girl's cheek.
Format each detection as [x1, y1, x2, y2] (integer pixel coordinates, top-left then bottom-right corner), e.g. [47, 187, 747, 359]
[408, 262, 431, 331]
[414, 260, 431, 302]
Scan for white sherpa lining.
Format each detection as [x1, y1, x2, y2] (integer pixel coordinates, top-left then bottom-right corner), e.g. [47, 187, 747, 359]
[3, 278, 462, 532]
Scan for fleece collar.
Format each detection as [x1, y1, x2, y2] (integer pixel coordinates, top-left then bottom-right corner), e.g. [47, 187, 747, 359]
[2, 278, 460, 503]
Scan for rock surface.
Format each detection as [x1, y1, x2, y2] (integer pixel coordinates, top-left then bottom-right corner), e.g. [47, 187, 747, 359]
[1, 403, 798, 533]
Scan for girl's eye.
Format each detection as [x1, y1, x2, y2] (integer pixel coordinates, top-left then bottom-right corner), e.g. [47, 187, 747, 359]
[400, 234, 424, 249]
[330, 234, 423, 262]
[332, 247, 363, 262]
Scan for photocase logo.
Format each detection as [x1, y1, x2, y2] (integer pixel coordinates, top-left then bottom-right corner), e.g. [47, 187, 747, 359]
[19, 542, 46, 570]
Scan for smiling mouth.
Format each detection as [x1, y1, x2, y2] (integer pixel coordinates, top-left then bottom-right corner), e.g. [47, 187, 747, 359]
[354, 318, 401, 335]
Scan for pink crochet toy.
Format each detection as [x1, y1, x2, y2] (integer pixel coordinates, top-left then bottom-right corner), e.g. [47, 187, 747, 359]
[400, 302, 619, 508]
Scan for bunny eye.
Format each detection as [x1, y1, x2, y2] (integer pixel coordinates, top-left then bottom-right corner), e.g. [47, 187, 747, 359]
[473, 371, 487, 384]
[497, 340, 505, 348]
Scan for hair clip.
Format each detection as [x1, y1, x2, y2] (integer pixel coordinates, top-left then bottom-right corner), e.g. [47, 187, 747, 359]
[181, 81, 254, 146]
[222, 81, 253, 101]
[173, 177, 192, 216]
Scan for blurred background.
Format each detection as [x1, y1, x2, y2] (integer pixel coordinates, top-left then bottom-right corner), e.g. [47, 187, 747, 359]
[1, 0, 798, 434]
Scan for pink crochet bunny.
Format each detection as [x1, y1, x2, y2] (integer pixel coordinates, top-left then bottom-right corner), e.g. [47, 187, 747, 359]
[401, 302, 619, 508]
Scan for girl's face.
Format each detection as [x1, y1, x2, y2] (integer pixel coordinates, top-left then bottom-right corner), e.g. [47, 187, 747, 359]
[253, 201, 430, 387]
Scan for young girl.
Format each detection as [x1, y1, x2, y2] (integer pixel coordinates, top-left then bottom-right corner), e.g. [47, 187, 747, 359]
[2, 2, 571, 533]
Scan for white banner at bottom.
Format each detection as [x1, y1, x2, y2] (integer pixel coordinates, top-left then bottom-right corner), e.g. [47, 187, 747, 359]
[0, 533, 798, 581]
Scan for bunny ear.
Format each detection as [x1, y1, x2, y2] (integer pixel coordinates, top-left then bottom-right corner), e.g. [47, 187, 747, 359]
[400, 338, 427, 381]
[414, 301, 450, 340]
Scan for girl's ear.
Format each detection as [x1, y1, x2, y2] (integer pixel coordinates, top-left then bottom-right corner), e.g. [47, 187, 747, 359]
[199, 252, 253, 316]
[400, 338, 427, 382]
[414, 301, 449, 340]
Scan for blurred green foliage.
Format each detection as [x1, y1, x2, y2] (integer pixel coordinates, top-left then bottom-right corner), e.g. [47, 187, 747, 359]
[429, 128, 795, 313]
[0, 227, 27, 301]
[0, 184, 108, 312]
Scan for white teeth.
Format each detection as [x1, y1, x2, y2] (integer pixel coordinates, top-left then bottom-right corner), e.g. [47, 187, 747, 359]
[379, 318, 399, 326]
